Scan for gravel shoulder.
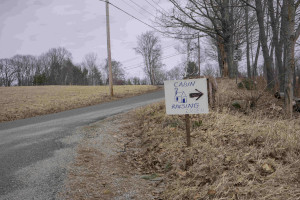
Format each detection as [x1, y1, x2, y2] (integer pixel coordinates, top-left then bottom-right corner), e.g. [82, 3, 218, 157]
[60, 113, 163, 200]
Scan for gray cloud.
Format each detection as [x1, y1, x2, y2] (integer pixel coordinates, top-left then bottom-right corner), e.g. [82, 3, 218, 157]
[0, 0, 180, 78]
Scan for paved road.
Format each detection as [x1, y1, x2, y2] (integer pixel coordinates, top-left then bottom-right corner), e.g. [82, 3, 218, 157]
[0, 90, 164, 200]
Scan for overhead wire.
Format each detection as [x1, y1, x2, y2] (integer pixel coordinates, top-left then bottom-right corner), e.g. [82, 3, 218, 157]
[148, 0, 168, 13]
[98, 0, 198, 75]
[143, 0, 159, 12]
[123, 52, 185, 70]
[120, 43, 178, 64]
[123, 53, 179, 69]
[127, 0, 157, 18]
[99, 0, 200, 39]
[118, 0, 151, 19]
[99, 0, 162, 33]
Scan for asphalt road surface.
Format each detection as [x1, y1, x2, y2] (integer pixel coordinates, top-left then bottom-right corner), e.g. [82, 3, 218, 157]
[0, 90, 164, 200]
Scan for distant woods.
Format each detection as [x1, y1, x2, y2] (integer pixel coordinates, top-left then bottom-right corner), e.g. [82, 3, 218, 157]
[0, 47, 143, 87]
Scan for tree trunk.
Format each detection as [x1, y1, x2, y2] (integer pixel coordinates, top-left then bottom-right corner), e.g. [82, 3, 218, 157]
[284, 0, 296, 117]
[268, 0, 285, 92]
[255, 0, 274, 89]
[218, 37, 229, 78]
[217, 39, 223, 77]
[245, 1, 251, 78]
[252, 35, 260, 77]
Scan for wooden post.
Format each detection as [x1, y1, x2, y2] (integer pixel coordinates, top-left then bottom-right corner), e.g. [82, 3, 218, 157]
[296, 76, 299, 97]
[105, 0, 113, 97]
[185, 114, 191, 147]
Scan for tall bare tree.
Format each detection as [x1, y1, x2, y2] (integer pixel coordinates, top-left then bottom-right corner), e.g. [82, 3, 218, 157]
[11, 55, 37, 86]
[167, 66, 185, 80]
[134, 31, 162, 85]
[82, 53, 102, 85]
[159, 0, 247, 78]
[103, 59, 125, 85]
[284, 0, 300, 117]
[245, 0, 251, 78]
[0, 59, 16, 86]
[251, 0, 275, 89]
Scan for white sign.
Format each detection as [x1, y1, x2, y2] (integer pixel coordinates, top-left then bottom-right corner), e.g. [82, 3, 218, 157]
[164, 78, 209, 115]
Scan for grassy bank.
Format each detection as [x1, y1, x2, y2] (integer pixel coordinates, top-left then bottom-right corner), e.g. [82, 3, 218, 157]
[0, 85, 159, 122]
[123, 79, 300, 199]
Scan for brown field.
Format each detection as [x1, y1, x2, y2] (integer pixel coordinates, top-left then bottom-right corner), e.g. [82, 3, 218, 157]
[0, 85, 160, 122]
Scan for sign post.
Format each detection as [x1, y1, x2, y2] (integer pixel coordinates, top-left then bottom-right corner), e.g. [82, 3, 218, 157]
[164, 78, 209, 147]
[185, 114, 191, 147]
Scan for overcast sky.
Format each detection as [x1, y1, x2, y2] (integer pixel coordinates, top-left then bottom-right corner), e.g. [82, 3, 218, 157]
[0, 0, 187, 78]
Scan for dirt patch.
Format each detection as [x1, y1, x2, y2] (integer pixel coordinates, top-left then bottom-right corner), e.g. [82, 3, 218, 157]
[0, 85, 160, 122]
[60, 114, 163, 200]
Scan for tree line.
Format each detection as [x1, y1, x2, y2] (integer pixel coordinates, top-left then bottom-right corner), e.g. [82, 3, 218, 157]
[0, 47, 148, 87]
[0, 43, 193, 87]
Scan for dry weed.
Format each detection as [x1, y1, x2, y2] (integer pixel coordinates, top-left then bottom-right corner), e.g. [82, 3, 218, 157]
[124, 96, 300, 199]
[215, 78, 298, 119]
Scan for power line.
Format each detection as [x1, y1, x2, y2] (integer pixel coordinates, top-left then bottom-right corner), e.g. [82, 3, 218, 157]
[98, 0, 200, 39]
[99, 0, 162, 33]
[124, 52, 185, 70]
[121, 56, 141, 64]
[120, 44, 177, 64]
[143, 0, 159, 12]
[148, 0, 168, 13]
[127, 0, 157, 18]
[161, 44, 176, 50]
[118, 0, 150, 19]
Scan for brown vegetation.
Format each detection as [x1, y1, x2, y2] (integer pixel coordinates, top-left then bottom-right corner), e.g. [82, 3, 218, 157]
[121, 79, 300, 199]
[0, 85, 159, 122]
[60, 79, 300, 199]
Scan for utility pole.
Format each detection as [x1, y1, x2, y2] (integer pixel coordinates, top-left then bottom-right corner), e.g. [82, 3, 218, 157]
[105, 0, 113, 96]
[198, 33, 201, 76]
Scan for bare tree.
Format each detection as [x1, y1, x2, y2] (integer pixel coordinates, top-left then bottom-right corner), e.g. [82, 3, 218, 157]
[159, 0, 248, 78]
[103, 59, 125, 85]
[0, 59, 16, 86]
[82, 53, 102, 85]
[40, 47, 72, 85]
[245, 0, 251, 78]
[134, 31, 163, 85]
[283, 0, 300, 117]
[167, 66, 185, 80]
[11, 55, 37, 86]
[202, 63, 218, 77]
[254, 0, 275, 89]
[132, 77, 141, 85]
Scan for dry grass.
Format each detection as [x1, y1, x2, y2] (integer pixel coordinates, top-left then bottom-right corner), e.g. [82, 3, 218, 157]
[0, 85, 159, 122]
[122, 79, 300, 200]
[215, 78, 299, 119]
